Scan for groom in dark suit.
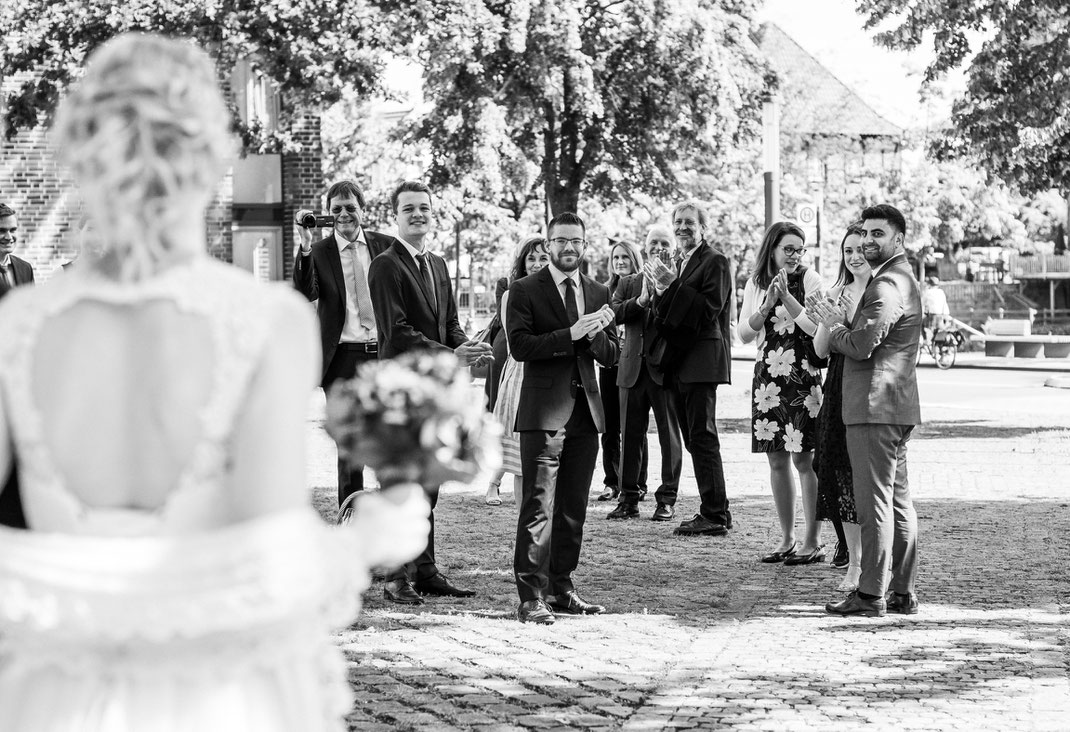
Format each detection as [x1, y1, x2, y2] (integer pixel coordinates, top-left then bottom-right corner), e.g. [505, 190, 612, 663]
[822, 204, 922, 618]
[368, 180, 493, 606]
[508, 212, 619, 625]
[293, 181, 393, 507]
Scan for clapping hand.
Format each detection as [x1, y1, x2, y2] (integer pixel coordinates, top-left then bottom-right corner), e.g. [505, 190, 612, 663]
[643, 258, 677, 290]
[570, 304, 615, 341]
[805, 292, 844, 329]
[454, 339, 495, 367]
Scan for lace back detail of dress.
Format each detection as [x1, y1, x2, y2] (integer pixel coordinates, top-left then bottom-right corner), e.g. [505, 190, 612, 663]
[0, 260, 279, 532]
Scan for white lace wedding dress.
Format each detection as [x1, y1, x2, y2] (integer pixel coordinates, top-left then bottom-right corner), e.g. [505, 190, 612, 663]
[0, 259, 369, 731]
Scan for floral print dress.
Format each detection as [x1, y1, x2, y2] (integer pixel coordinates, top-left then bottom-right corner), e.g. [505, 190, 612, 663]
[749, 267, 823, 453]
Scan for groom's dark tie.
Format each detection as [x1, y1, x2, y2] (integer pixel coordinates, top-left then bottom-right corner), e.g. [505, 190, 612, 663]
[563, 277, 579, 325]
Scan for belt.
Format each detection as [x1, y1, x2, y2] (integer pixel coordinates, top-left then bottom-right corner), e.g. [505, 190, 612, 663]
[338, 341, 378, 354]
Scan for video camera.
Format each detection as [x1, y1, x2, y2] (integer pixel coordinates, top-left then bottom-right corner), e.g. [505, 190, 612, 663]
[294, 210, 335, 229]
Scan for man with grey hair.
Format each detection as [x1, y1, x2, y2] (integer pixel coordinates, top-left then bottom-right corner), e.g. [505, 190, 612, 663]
[0, 204, 35, 300]
[644, 202, 734, 537]
[608, 225, 683, 521]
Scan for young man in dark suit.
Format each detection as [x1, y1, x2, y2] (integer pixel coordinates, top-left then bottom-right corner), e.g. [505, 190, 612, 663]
[368, 180, 493, 605]
[644, 201, 734, 538]
[507, 212, 619, 625]
[293, 180, 394, 508]
[608, 225, 684, 522]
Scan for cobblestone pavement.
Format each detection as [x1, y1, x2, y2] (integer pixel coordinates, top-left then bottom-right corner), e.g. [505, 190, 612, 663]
[306, 372, 1070, 731]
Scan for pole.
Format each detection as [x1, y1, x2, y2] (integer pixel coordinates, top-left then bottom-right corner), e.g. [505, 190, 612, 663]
[762, 97, 780, 230]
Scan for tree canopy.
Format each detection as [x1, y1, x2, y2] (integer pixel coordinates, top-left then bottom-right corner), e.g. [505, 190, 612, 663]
[385, 0, 772, 216]
[856, 0, 1070, 195]
[0, 0, 388, 146]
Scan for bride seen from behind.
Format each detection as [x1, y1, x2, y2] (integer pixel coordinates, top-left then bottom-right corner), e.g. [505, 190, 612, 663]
[0, 33, 429, 731]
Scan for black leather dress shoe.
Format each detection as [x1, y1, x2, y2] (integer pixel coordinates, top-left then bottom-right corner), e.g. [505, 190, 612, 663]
[547, 591, 605, 615]
[885, 591, 919, 615]
[825, 591, 886, 617]
[651, 503, 675, 521]
[414, 573, 476, 597]
[384, 579, 424, 605]
[607, 502, 640, 519]
[673, 514, 729, 536]
[517, 599, 555, 625]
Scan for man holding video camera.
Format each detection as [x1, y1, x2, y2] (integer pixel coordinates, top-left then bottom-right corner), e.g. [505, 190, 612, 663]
[293, 179, 394, 508]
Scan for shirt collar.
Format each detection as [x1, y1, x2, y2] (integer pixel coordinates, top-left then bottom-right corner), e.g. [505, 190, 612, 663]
[334, 227, 367, 252]
[0, 255, 10, 268]
[871, 251, 902, 278]
[547, 263, 579, 289]
[396, 236, 425, 260]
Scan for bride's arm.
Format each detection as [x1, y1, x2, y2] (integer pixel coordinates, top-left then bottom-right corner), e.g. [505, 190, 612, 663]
[228, 293, 321, 520]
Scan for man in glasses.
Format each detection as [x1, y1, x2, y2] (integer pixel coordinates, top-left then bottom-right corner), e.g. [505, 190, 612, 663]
[507, 212, 618, 625]
[293, 180, 394, 510]
[643, 201, 734, 538]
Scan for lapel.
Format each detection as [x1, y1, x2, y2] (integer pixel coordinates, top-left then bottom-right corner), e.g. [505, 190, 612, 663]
[393, 240, 438, 316]
[852, 252, 907, 328]
[679, 242, 707, 282]
[537, 268, 571, 327]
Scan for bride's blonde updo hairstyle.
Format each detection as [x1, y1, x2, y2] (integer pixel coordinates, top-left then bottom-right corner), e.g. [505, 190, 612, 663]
[51, 33, 235, 282]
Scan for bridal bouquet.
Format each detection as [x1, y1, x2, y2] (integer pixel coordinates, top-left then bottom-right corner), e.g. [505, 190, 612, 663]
[325, 351, 502, 502]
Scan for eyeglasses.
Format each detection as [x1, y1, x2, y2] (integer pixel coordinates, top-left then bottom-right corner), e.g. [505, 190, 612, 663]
[330, 205, 360, 213]
[781, 247, 806, 257]
[549, 237, 586, 248]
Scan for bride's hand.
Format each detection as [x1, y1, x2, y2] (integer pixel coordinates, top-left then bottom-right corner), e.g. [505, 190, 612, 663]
[346, 483, 430, 568]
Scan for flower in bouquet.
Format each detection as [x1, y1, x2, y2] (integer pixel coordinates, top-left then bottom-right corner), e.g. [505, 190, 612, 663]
[324, 351, 502, 490]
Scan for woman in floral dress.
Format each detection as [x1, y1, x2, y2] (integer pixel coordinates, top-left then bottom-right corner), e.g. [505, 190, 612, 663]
[738, 221, 825, 565]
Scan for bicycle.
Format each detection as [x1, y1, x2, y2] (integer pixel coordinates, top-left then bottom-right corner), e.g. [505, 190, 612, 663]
[918, 320, 965, 370]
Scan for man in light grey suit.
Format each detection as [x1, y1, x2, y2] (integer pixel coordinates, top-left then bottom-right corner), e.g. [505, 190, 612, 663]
[816, 204, 922, 618]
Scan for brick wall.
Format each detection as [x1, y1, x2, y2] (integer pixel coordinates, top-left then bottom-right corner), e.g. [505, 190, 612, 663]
[0, 76, 76, 280]
[281, 112, 324, 281]
[1, 73, 321, 280]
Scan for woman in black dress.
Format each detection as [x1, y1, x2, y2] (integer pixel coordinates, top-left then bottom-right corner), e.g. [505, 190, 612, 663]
[811, 223, 871, 591]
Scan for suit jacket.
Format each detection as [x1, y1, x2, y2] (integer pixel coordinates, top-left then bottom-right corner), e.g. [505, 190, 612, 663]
[0, 255, 34, 300]
[611, 273, 664, 388]
[507, 267, 619, 432]
[293, 229, 393, 384]
[653, 242, 732, 384]
[367, 240, 467, 358]
[829, 251, 922, 426]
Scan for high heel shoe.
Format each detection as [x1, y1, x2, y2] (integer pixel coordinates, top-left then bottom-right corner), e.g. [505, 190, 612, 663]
[760, 542, 797, 563]
[484, 484, 502, 506]
[784, 545, 826, 565]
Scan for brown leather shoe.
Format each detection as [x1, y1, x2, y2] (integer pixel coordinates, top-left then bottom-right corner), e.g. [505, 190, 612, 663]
[517, 599, 555, 625]
[547, 591, 606, 615]
[885, 591, 919, 615]
[825, 591, 886, 617]
[413, 572, 475, 597]
[384, 579, 424, 605]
